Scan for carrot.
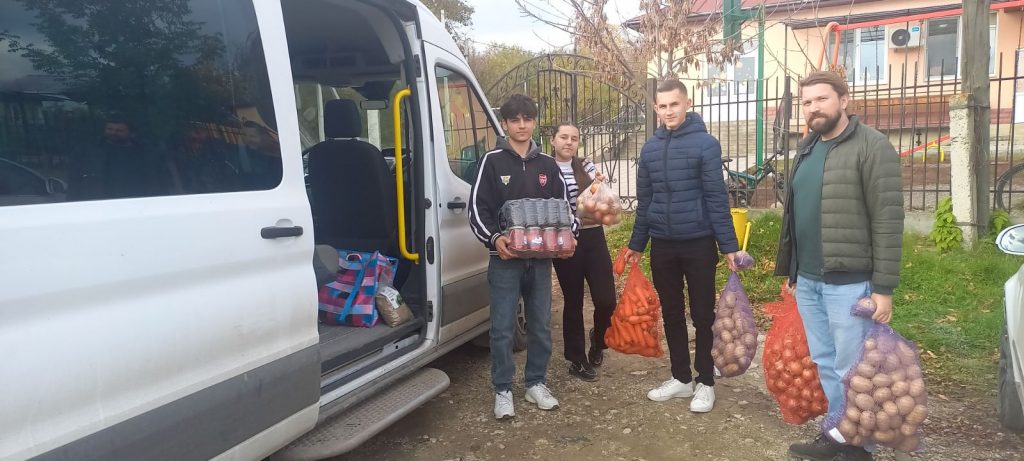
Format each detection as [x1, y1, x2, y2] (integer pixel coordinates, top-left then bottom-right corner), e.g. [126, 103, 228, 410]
[643, 332, 657, 348]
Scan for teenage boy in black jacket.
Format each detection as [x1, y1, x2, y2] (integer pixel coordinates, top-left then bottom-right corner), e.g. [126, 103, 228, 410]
[470, 94, 577, 420]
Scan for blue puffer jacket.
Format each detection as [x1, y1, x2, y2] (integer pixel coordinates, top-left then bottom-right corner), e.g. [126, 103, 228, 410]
[628, 112, 739, 254]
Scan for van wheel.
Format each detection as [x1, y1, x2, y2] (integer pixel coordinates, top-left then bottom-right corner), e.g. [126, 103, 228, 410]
[998, 329, 1024, 432]
[471, 302, 528, 352]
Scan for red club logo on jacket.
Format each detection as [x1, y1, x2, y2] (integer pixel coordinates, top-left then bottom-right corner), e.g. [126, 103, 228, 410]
[538, 173, 547, 187]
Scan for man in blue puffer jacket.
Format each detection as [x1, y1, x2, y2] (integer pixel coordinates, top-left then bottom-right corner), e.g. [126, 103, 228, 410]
[624, 79, 739, 413]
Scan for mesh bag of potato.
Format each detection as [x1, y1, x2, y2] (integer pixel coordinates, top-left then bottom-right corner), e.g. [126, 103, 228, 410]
[576, 179, 622, 226]
[604, 249, 664, 358]
[763, 283, 829, 424]
[822, 297, 928, 453]
[711, 272, 758, 377]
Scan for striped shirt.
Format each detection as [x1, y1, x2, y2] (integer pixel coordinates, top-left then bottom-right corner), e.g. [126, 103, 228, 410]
[556, 158, 599, 228]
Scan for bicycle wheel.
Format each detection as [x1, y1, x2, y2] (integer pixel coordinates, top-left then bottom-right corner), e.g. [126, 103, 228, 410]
[728, 177, 749, 208]
[996, 163, 1024, 212]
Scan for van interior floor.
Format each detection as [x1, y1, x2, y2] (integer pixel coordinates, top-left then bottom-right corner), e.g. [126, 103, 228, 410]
[318, 316, 424, 373]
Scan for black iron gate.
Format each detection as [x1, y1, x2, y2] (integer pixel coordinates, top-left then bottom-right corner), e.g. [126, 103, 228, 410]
[488, 54, 648, 210]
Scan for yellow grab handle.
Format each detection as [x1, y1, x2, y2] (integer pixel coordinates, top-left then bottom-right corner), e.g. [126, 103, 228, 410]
[393, 87, 419, 263]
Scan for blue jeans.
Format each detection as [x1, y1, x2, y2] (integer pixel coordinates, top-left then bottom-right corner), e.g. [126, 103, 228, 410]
[794, 276, 874, 421]
[488, 256, 553, 393]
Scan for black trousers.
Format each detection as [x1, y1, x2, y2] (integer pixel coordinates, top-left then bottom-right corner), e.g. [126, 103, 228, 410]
[552, 226, 617, 363]
[650, 236, 719, 386]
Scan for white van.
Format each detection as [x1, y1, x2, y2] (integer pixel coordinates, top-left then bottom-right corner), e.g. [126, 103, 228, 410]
[0, 1, 518, 459]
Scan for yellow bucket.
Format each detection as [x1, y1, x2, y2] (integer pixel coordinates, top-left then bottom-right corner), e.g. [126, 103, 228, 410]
[731, 208, 748, 250]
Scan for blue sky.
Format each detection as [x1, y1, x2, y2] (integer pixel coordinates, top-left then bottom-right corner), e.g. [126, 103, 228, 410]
[465, 0, 640, 51]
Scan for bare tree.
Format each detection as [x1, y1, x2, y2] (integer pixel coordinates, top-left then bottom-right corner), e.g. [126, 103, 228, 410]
[514, 0, 740, 92]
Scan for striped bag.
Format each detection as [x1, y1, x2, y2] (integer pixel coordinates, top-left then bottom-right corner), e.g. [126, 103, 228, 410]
[318, 249, 397, 327]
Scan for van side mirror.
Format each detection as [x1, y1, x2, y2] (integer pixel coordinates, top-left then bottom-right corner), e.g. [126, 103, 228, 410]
[47, 177, 67, 194]
[997, 224, 1024, 255]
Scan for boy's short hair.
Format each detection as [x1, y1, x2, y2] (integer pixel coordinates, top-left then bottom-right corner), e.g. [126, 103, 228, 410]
[499, 93, 538, 121]
[656, 79, 688, 96]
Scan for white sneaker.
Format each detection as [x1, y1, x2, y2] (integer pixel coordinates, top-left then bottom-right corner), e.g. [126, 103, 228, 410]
[646, 378, 694, 401]
[689, 383, 715, 413]
[524, 383, 560, 410]
[494, 390, 515, 420]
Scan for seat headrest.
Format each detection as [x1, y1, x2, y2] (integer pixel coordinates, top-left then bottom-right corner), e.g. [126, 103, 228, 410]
[324, 99, 361, 139]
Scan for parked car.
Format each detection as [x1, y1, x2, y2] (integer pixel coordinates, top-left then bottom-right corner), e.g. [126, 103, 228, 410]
[0, 1, 517, 460]
[0, 158, 66, 206]
[996, 224, 1024, 432]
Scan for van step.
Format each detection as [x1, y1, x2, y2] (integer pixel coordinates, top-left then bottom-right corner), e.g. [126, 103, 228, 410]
[270, 367, 450, 461]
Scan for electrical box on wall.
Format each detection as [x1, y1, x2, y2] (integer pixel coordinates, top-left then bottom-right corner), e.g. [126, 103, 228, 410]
[888, 23, 922, 48]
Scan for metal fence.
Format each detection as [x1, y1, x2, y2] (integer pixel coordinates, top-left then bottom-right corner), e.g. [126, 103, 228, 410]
[677, 52, 1024, 212]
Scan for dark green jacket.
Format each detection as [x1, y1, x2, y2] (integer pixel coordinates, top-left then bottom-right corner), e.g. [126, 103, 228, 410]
[774, 116, 904, 294]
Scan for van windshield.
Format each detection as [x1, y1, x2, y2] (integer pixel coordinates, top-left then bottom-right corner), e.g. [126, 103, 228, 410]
[0, 0, 280, 205]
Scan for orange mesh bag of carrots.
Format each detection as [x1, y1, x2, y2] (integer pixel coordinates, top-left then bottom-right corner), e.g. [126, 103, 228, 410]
[763, 282, 829, 425]
[604, 248, 663, 358]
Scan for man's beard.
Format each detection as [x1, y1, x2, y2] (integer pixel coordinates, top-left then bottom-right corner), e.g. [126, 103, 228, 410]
[809, 111, 842, 135]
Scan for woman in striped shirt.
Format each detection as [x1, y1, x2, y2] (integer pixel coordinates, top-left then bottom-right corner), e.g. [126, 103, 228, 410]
[550, 124, 617, 381]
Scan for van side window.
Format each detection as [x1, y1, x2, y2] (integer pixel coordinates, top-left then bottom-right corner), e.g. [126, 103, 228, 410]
[435, 67, 497, 184]
[0, 0, 279, 206]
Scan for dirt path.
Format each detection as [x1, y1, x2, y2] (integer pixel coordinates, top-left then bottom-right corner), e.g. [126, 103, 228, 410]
[336, 281, 1023, 461]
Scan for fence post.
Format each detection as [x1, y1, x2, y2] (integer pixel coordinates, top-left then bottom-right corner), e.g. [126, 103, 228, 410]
[646, 78, 657, 139]
[949, 94, 979, 247]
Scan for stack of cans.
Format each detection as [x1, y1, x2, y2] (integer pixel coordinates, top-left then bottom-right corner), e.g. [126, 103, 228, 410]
[498, 198, 576, 258]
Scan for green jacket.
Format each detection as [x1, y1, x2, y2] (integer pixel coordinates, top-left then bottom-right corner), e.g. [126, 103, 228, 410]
[774, 116, 904, 294]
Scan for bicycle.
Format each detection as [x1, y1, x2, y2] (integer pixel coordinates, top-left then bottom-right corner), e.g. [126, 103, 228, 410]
[996, 163, 1024, 212]
[724, 150, 787, 209]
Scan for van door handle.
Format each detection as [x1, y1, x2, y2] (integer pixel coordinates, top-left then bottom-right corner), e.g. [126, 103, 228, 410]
[447, 198, 467, 210]
[261, 225, 304, 239]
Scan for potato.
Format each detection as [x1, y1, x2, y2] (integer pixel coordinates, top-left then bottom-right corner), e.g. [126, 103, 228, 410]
[838, 419, 858, 439]
[742, 333, 757, 350]
[850, 376, 874, 393]
[711, 347, 721, 359]
[876, 334, 896, 352]
[864, 337, 878, 351]
[889, 369, 907, 383]
[888, 413, 904, 431]
[873, 429, 897, 443]
[722, 291, 737, 308]
[883, 354, 903, 372]
[734, 344, 749, 360]
[857, 425, 872, 438]
[738, 355, 751, 369]
[601, 214, 615, 225]
[855, 393, 876, 411]
[883, 401, 900, 417]
[850, 435, 865, 447]
[714, 355, 726, 369]
[859, 410, 877, 431]
[723, 363, 740, 375]
[720, 330, 734, 344]
[872, 373, 893, 389]
[900, 422, 917, 437]
[717, 307, 734, 319]
[908, 378, 926, 398]
[891, 380, 909, 398]
[907, 365, 923, 380]
[875, 410, 891, 430]
[863, 349, 884, 366]
[846, 406, 862, 422]
[856, 362, 877, 378]
[720, 317, 735, 332]
[723, 342, 736, 360]
[896, 395, 916, 416]
[905, 404, 929, 426]
[872, 387, 893, 405]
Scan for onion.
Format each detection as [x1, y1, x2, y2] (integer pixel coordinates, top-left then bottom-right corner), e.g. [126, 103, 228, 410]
[787, 360, 803, 376]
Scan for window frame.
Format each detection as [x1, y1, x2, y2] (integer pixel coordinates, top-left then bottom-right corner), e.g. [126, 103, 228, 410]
[829, 26, 888, 85]
[925, 13, 998, 80]
[434, 65, 500, 184]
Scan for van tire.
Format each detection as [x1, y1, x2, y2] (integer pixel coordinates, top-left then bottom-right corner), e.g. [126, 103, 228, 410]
[471, 302, 528, 352]
[998, 329, 1024, 432]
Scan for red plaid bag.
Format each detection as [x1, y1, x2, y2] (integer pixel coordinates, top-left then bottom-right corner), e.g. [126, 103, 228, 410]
[318, 250, 397, 327]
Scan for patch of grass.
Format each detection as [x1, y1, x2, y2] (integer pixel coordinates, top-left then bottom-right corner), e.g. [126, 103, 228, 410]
[605, 212, 1021, 394]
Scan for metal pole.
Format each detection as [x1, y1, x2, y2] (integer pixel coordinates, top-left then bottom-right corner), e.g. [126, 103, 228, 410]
[755, 5, 765, 167]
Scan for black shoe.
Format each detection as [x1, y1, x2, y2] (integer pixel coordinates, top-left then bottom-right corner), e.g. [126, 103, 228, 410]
[787, 433, 842, 461]
[588, 328, 604, 367]
[568, 360, 598, 381]
[832, 446, 873, 461]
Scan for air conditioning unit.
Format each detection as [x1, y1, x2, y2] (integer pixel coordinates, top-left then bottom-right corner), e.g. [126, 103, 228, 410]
[888, 24, 922, 48]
